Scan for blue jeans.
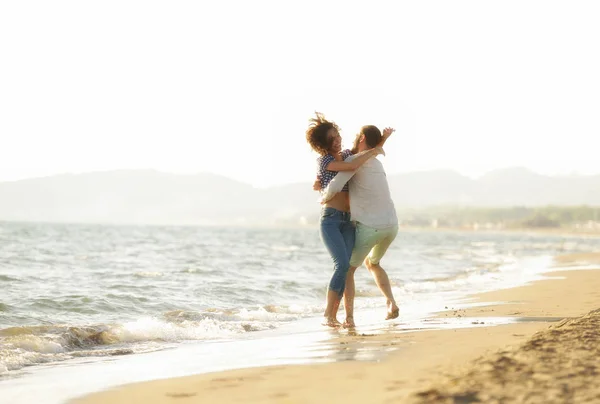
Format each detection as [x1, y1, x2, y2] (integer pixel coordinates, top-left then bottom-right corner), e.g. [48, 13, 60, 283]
[319, 207, 356, 297]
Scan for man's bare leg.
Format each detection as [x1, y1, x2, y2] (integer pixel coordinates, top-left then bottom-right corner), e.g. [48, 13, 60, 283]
[342, 266, 357, 327]
[365, 258, 399, 319]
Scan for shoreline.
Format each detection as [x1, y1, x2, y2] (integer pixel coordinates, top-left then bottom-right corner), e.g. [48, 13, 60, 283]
[2, 219, 600, 237]
[73, 253, 600, 404]
[2, 253, 575, 403]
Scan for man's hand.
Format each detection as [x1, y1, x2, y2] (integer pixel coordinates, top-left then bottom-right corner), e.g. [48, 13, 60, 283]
[377, 127, 395, 148]
[313, 177, 322, 191]
[382, 127, 395, 138]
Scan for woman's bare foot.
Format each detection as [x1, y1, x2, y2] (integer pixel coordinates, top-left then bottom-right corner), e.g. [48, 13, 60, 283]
[323, 317, 342, 327]
[343, 316, 355, 328]
[386, 301, 399, 320]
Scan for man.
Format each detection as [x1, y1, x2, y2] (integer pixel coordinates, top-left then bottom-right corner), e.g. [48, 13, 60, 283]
[320, 125, 400, 327]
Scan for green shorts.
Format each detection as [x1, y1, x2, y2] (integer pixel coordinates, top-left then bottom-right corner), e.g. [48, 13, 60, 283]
[349, 223, 399, 267]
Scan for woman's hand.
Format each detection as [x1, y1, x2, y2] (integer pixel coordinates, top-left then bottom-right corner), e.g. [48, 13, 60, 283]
[313, 177, 322, 191]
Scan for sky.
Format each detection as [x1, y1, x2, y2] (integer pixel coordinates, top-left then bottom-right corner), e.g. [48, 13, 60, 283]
[1, 0, 599, 187]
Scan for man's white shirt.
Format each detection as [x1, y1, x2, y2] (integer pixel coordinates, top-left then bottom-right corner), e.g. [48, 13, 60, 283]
[320, 154, 398, 229]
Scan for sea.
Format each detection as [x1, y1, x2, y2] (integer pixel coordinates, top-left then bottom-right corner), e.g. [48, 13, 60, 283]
[1, 221, 599, 402]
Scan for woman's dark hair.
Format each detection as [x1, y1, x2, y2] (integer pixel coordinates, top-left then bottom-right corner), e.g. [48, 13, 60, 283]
[305, 112, 340, 155]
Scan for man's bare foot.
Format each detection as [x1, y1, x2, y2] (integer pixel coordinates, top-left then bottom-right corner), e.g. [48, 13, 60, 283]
[343, 316, 355, 328]
[386, 301, 399, 320]
[323, 317, 342, 327]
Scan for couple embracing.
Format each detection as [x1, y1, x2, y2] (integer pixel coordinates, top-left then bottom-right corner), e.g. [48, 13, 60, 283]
[306, 113, 400, 328]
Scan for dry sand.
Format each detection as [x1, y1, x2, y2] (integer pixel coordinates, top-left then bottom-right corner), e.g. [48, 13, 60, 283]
[415, 309, 600, 403]
[74, 253, 600, 404]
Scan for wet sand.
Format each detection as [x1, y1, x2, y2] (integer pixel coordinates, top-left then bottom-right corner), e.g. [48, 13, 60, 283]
[74, 253, 600, 404]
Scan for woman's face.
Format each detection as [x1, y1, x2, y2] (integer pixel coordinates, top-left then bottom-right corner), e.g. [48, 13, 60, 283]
[327, 128, 342, 154]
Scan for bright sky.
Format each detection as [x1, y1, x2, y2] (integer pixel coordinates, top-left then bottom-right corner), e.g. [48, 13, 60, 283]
[1, 1, 599, 187]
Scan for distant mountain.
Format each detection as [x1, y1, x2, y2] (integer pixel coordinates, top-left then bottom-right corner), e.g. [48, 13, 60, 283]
[0, 168, 599, 225]
[388, 167, 600, 207]
[387, 169, 477, 206]
[0, 170, 259, 225]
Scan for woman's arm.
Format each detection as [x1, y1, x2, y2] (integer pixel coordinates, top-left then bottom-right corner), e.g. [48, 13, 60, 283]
[325, 147, 383, 172]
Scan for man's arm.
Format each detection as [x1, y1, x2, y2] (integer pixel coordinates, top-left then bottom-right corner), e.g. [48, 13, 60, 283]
[325, 147, 383, 171]
[319, 156, 359, 203]
[377, 127, 395, 147]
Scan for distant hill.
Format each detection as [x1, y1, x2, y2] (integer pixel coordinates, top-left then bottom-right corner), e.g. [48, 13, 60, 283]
[389, 167, 600, 207]
[1, 168, 599, 225]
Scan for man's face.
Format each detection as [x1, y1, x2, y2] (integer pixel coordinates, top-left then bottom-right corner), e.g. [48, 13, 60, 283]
[352, 133, 364, 151]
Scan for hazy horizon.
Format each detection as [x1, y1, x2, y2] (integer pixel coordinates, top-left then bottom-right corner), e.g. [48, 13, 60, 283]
[2, 1, 599, 187]
[1, 167, 599, 227]
[1, 165, 599, 188]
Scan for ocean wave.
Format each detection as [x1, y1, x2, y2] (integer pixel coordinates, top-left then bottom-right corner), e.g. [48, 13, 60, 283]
[0, 304, 322, 374]
[271, 245, 301, 252]
[0, 275, 19, 282]
[260, 304, 321, 315]
[4, 223, 593, 378]
[179, 266, 219, 274]
[396, 258, 542, 298]
[354, 289, 384, 298]
[421, 262, 504, 284]
[133, 271, 164, 278]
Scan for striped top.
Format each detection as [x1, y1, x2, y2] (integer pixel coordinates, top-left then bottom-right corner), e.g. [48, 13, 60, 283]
[316, 149, 352, 192]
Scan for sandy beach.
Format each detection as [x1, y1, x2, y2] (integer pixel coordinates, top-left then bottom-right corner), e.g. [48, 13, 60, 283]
[74, 253, 600, 404]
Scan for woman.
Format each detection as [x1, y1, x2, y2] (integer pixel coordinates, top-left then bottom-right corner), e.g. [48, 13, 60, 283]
[305, 113, 383, 327]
